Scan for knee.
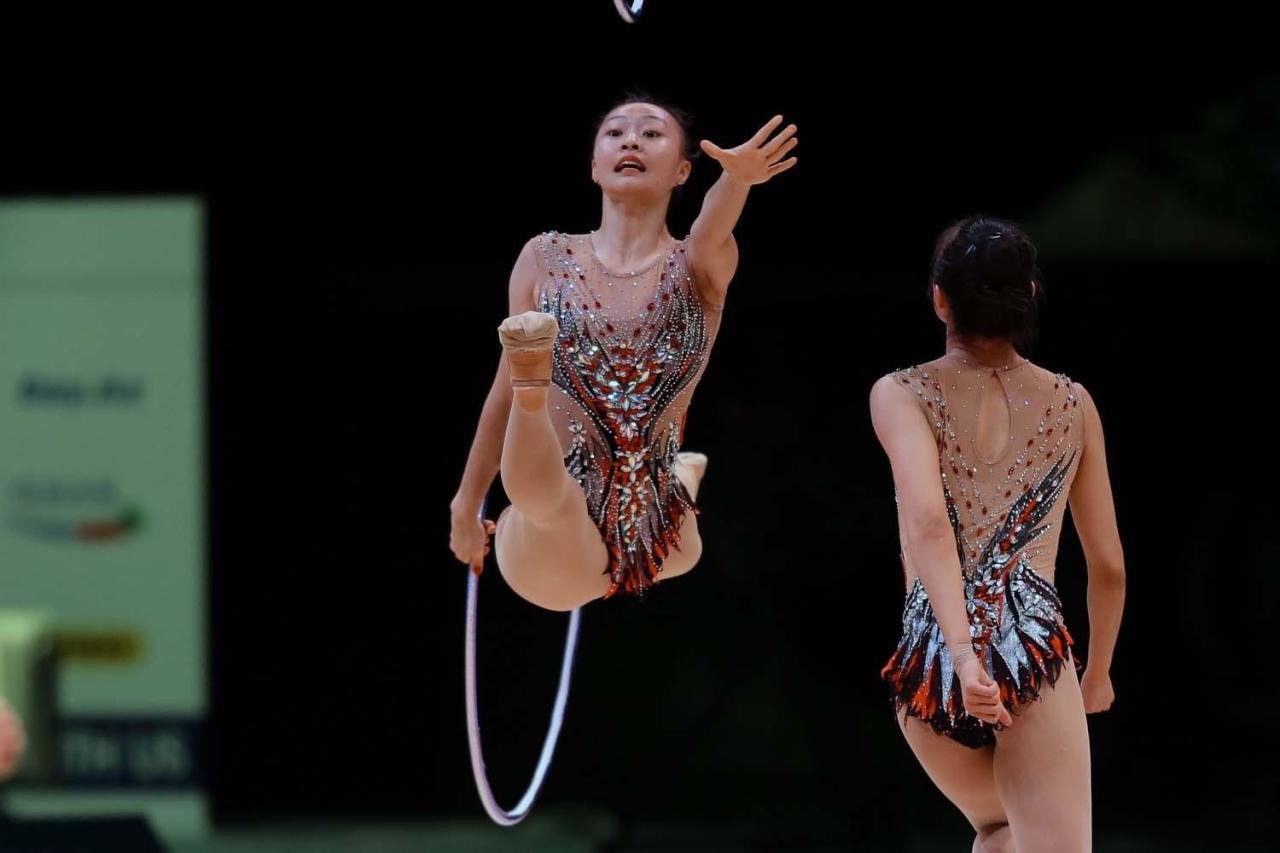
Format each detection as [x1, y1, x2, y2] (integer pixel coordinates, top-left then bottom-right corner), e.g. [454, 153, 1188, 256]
[493, 524, 604, 612]
[1002, 814, 1089, 853]
[495, 556, 594, 612]
[516, 586, 589, 612]
[973, 822, 1013, 853]
[500, 472, 567, 522]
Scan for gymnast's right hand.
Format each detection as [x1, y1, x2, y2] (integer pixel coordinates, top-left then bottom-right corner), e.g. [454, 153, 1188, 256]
[450, 498, 497, 575]
[955, 651, 1013, 727]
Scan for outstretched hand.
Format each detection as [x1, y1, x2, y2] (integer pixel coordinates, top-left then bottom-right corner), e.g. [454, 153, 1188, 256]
[700, 115, 798, 186]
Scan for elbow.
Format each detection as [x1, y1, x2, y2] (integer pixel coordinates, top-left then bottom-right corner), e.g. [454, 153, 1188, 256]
[906, 511, 954, 552]
[1090, 548, 1126, 589]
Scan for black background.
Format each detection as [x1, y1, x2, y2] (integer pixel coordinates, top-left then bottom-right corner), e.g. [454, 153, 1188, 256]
[6, 7, 1276, 849]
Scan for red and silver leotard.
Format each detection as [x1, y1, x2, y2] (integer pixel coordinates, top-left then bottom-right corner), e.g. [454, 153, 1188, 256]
[881, 357, 1086, 747]
[533, 232, 721, 598]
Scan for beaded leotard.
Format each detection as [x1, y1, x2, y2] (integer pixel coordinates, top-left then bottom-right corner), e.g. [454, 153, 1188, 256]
[533, 232, 721, 598]
[881, 356, 1086, 747]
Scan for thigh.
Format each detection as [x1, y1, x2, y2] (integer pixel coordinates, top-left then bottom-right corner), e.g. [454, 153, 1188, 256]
[897, 707, 1009, 835]
[493, 482, 610, 611]
[992, 652, 1092, 852]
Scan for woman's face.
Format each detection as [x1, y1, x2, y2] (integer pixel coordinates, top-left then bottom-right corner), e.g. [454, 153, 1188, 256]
[592, 103, 691, 200]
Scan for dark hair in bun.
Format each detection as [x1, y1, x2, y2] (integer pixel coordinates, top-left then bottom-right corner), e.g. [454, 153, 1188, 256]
[930, 216, 1042, 352]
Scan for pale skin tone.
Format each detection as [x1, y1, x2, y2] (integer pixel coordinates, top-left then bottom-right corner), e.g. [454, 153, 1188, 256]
[449, 104, 797, 607]
[870, 282, 1125, 852]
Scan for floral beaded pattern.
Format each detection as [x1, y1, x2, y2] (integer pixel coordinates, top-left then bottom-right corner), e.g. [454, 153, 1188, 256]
[534, 232, 716, 598]
[881, 359, 1085, 747]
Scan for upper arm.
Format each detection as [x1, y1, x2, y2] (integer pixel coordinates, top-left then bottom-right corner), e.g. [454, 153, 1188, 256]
[491, 237, 543, 391]
[686, 232, 738, 310]
[1067, 382, 1125, 571]
[508, 236, 541, 315]
[869, 374, 950, 535]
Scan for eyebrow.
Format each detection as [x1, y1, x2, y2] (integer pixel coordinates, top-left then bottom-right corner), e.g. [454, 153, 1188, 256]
[604, 113, 668, 124]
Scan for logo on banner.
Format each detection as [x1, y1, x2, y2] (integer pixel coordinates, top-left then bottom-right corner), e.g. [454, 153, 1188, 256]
[4, 479, 144, 543]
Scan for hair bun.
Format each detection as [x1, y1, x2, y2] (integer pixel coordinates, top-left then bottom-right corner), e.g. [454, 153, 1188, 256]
[929, 215, 1042, 351]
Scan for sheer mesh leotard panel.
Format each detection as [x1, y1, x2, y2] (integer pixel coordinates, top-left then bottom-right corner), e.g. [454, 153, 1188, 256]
[881, 357, 1085, 747]
[533, 232, 721, 598]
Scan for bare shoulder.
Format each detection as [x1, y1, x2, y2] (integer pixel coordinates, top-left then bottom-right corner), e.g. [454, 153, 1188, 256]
[1070, 378, 1104, 435]
[869, 367, 920, 414]
[511, 235, 546, 273]
[1038, 366, 1096, 414]
[521, 231, 556, 262]
[1070, 377, 1096, 407]
[1020, 361, 1090, 398]
[508, 234, 551, 312]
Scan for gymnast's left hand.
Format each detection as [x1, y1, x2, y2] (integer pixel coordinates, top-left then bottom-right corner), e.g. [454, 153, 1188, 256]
[1080, 668, 1114, 714]
[699, 115, 798, 186]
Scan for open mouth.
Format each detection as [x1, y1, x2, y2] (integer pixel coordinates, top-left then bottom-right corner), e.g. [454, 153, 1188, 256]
[615, 158, 646, 173]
